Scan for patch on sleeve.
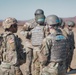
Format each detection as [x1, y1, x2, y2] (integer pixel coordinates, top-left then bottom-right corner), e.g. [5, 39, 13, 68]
[8, 38, 14, 43]
[56, 35, 66, 40]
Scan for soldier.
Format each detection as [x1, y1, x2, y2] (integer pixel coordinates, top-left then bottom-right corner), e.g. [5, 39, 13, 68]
[40, 15, 68, 75]
[31, 14, 46, 75]
[20, 22, 33, 75]
[20, 14, 47, 75]
[0, 17, 23, 75]
[66, 21, 75, 72]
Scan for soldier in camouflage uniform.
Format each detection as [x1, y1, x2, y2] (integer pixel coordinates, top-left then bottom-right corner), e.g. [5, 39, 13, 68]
[20, 9, 45, 74]
[20, 22, 33, 75]
[66, 21, 75, 72]
[31, 14, 47, 75]
[40, 15, 68, 75]
[20, 14, 47, 75]
[0, 17, 23, 75]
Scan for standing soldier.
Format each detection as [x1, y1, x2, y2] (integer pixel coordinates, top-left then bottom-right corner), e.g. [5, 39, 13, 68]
[66, 21, 75, 72]
[20, 22, 33, 75]
[31, 14, 46, 75]
[40, 15, 68, 75]
[20, 14, 47, 75]
[0, 17, 22, 75]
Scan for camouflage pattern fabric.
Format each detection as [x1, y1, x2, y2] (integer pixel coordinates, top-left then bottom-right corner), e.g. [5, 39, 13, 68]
[20, 20, 49, 75]
[32, 47, 41, 75]
[2, 17, 17, 29]
[25, 46, 33, 75]
[1, 32, 23, 75]
[20, 30, 33, 75]
[0, 64, 22, 75]
[41, 62, 66, 75]
[40, 28, 67, 75]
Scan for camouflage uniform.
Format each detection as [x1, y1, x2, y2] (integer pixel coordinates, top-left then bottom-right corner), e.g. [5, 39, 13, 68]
[20, 23, 46, 75]
[31, 14, 47, 75]
[20, 14, 47, 75]
[0, 62, 22, 75]
[20, 22, 34, 75]
[41, 29, 67, 75]
[40, 15, 67, 75]
[0, 17, 23, 75]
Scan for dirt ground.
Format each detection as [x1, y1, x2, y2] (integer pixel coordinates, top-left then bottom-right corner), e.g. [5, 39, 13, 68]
[0, 26, 76, 75]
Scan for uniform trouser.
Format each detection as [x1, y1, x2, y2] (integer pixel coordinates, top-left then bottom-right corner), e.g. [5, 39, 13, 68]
[41, 62, 66, 75]
[32, 47, 41, 75]
[0, 65, 22, 75]
[24, 47, 33, 75]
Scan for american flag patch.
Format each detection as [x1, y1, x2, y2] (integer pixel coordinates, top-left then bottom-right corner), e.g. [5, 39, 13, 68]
[8, 39, 14, 43]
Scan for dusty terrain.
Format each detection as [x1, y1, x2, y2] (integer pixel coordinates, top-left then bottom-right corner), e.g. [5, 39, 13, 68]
[0, 26, 76, 75]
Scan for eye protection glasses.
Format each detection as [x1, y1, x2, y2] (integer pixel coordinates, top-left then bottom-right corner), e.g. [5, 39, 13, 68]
[11, 24, 17, 28]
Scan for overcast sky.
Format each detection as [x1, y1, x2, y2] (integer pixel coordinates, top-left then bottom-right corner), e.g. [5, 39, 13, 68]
[0, 0, 76, 20]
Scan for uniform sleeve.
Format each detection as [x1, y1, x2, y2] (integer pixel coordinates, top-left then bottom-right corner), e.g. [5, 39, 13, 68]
[45, 37, 52, 55]
[38, 37, 52, 65]
[7, 34, 16, 51]
[40, 37, 52, 56]
[44, 26, 50, 37]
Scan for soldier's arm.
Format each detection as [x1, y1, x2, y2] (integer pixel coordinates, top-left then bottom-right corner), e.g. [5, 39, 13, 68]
[39, 37, 52, 65]
[46, 37, 52, 54]
[40, 36, 52, 56]
[44, 26, 50, 37]
[20, 22, 32, 38]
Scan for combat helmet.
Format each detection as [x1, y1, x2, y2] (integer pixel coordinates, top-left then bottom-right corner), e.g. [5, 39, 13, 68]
[45, 15, 60, 26]
[67, 21, 75, 27]
[34, 9, 44, 16]
[59, 18, 65, 27]
[2, 17, 17, 29]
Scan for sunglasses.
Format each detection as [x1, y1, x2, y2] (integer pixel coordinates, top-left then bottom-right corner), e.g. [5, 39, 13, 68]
[11, 24, 17, 28]
[68, 26, 73, 27]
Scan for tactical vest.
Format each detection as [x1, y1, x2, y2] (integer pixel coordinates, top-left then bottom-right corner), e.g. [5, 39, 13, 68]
[31, 25, 44, 46]
[49, 29, 67, 62]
